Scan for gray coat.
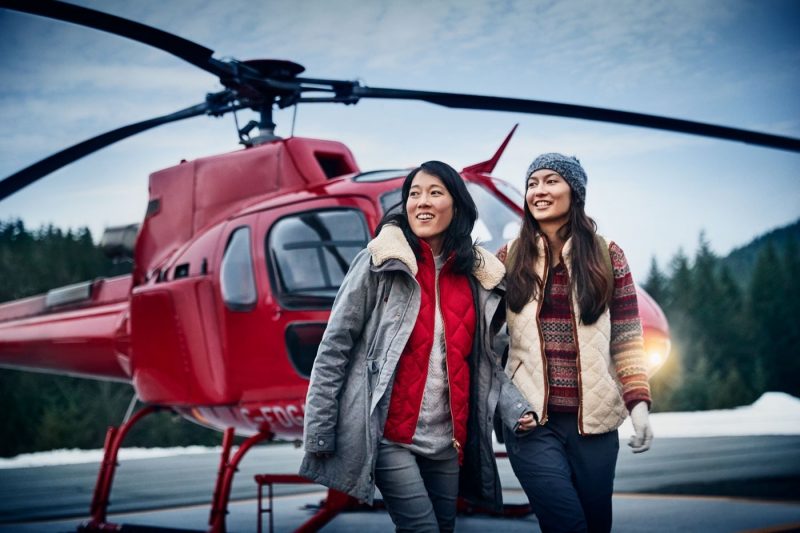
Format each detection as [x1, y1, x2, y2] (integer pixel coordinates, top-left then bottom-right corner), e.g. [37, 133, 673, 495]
[299, 225, 531, 509]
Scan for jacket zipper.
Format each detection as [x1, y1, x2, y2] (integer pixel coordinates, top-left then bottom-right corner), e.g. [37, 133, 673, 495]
[560, 250, 585, 436]
[437, 258, 461, 453]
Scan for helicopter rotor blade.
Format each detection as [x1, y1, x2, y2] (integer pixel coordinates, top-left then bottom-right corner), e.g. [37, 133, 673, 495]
[4, 0, 796, 154]
[1, 0, 797, 204]
[0, 101, 223, 201]
[0, 0, 230, 78]
[351, 86, 800, 153]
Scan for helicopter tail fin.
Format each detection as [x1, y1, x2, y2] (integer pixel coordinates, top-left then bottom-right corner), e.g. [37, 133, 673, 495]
[462, 124, 518, 175]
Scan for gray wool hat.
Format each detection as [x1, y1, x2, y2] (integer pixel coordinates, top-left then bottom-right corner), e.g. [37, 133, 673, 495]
[526, 153, 588, 204]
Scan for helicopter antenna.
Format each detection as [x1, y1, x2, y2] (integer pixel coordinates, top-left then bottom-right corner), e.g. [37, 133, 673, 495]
[232, 107, 245, 144]
[291, 104, 298, 138]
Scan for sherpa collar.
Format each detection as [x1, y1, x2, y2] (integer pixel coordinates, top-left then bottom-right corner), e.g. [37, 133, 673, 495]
[367, 224, 505, 290]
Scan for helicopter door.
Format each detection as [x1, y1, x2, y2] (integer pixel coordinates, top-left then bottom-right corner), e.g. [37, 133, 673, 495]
[219, 197, 376, 407]
[266, 204, 371, 383]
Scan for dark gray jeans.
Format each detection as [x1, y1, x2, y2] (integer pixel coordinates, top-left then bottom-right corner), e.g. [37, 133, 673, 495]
[374, 441, 459, 533]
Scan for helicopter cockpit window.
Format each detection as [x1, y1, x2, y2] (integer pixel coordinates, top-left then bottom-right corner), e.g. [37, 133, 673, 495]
[492, 178, 525, 206]
[379, 188, 403, 215]
[268, 209, 369, 309]
[466, 182, 521, 253]
[220, 226, 258, 312]
[353, 169, 408, 183]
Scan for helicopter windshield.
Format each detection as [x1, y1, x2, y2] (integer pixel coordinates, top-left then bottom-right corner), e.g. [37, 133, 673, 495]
[466, 182, 521, 253]
[379, 182, 521, 254]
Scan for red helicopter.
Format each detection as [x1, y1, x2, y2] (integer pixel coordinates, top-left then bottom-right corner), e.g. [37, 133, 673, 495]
[1, 1, 798, 532]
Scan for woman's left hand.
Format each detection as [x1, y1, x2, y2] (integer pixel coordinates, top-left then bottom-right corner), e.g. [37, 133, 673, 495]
[628, 402, 654, 453]
[517, 412, 537, 431]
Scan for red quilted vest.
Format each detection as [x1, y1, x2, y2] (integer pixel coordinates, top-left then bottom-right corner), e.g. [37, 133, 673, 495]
[383, 243, 476, 462]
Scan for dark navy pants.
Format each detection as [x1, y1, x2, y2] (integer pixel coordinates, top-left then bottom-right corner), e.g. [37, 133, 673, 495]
[504, 412, 619, 533]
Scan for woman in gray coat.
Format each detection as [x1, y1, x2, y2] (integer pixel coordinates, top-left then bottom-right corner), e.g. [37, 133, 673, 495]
[300, 161, 531, 532]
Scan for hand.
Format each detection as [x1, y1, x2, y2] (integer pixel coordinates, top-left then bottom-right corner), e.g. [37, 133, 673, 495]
[628, 402, 653, 453]
[517, 412, 537, 432]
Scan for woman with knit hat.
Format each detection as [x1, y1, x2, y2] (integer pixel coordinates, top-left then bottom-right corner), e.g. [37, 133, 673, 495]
[497, 153, 653, 533]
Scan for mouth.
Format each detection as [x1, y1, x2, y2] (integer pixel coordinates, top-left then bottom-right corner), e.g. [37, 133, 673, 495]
[416, 213, 434, 221]
[533, 200, 552, 209]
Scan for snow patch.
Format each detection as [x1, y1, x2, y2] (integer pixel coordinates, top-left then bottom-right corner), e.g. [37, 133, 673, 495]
[0, 446, 222, 469]
[3, 393, 799, 468]
[619, 392, 800, 439]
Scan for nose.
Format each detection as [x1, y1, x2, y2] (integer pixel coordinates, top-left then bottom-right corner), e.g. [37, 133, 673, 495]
[416, 192, 432, 206]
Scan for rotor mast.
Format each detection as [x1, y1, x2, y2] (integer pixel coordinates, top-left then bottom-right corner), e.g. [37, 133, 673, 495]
[253, 104, 279, 145]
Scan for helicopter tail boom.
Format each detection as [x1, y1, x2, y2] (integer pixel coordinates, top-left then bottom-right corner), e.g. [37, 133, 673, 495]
[0, 275, 132, 381]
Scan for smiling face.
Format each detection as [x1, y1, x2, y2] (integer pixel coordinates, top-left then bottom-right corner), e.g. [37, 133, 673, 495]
[406, 170, 454, 256]
[526, 168, 572, 228]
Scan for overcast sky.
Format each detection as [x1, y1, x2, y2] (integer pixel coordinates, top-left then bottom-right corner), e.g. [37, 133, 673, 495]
[1, 0, 798, 280]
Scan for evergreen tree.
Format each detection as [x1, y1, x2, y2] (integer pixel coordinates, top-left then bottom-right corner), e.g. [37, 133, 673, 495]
[747, 243, 792, 394]
[649, 249, 693, 411]
[643, 256, 669, 305]
[781, 239, 800, 395]
[689, 233, 724, 370]
[717, 265, 762, 403]
[666, 248, 692, 315]
[0, 219, 222, 457]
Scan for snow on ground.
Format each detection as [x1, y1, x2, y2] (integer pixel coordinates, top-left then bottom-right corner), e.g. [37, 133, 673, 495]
[0, 445, 225, 469]
[618, 392, 800, 439]
[2, 392, 798, 469]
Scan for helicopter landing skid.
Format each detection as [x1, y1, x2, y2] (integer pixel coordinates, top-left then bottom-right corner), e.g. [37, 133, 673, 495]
[254, 474, 380, 533]
[79, 404, 163, 532]
[208, 428, 272, 533]
[77, 406, 273, 533]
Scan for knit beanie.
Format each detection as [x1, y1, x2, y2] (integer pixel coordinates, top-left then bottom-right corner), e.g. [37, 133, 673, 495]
[526, 153, 587, 204]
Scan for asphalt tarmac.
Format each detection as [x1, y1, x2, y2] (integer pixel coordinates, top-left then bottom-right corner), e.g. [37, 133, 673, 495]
[1, 436, 799, 532]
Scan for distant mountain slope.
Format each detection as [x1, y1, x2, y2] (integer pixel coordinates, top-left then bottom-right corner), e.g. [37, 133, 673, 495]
[722, 218, 800, 281]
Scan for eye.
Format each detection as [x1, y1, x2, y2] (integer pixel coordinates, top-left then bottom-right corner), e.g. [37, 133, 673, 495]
[528, 181, 537, 189]
[409, 191, 419, 198]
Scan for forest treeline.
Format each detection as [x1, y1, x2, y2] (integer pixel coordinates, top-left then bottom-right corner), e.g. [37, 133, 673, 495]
[0, 220, 221, 457]
[0, 218, 798, 456]
[644, 222, 800, 412]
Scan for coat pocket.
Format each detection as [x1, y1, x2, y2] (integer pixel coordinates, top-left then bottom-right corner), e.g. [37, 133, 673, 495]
[366, 357, 381, 394]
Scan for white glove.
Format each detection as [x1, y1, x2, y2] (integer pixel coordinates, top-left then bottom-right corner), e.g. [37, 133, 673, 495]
[628, 401, 653, 453]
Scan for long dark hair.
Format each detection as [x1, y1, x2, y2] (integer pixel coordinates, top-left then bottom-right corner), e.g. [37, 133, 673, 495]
[377, 160, 478, 275]
[506, 178, 612, 324]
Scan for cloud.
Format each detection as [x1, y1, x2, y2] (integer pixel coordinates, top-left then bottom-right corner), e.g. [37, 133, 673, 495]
[2, 0, 798, 272]
[4, 63, 214, 95]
